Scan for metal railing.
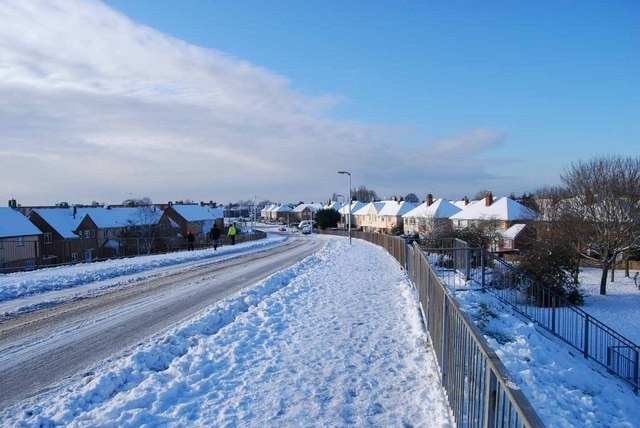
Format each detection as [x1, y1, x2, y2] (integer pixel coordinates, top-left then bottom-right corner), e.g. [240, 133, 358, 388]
[322, 230, 544, 427]
[420, 239, 640, 392]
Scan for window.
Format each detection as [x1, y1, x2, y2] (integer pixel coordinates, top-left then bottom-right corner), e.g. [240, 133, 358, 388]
[103, 230, 108, 238]
[71, 253, 78, 262]
[0, 240, 3, 249]
[24, 259, 35, 270]
[44, 233, 52, 244]
[84, 230, 91, 239]
[16, 236, 24, 247]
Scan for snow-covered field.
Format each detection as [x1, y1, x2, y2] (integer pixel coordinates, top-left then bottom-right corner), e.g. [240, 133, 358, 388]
[1, 231, 639, 426]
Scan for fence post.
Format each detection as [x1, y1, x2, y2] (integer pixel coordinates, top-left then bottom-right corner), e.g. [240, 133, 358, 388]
[441, 296, 449, 385]
[551, 294, 556, 334]
[465, 241, 471, 281]
[584, 314, 590, 358]
[634, 348, 639, 393]
[484, 369, 498, 427]
[481, 249, 486, 290]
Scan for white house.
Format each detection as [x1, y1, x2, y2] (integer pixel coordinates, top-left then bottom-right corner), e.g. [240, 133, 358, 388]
[403, 194, 462, 237]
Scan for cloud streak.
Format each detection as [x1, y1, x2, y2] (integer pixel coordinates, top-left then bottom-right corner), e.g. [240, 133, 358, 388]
[0, 0, 509, 205]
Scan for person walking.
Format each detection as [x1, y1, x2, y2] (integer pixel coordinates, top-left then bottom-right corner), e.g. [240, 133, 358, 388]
[210, 224, 221, 250]
[227, 223, 237, 245]
[186, 229, 195, 251]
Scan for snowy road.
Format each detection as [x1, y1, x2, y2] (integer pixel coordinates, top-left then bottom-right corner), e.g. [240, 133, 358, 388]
[0, 236, 323, 409]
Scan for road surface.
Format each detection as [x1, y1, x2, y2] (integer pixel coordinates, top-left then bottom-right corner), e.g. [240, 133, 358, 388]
[0, 236, 323, 409]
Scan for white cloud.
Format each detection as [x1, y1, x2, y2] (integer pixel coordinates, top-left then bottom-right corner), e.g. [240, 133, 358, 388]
[0, 0, 510, 205]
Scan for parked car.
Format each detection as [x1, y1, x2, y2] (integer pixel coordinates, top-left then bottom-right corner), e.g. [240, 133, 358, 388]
[298, 220, 316, 229]
[301, 226, 312, 235]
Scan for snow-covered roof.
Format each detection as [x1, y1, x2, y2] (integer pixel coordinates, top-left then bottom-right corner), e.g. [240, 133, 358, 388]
[0, 207, 42, 238]
[293, 203, 323, 213]
[403, 198, 462, 219]
[29, 208, 85, 239]
[449, 197, 536, 221]
[377, 200, 417, 216]
[501, 223, 527, 239]
[262, 204, 278, 213]
[451, 199, 477, 209]
[78, 206, 162, 228]
[170, 204, 222, 221]
[338, 201, 366, 215]
[324, 201, 342, 211]
[272, 204, 293, 213]
[352, 201, 386, 216]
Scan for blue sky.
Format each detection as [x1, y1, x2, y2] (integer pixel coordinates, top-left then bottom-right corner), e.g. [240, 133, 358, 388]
[1, 1, 638, 206]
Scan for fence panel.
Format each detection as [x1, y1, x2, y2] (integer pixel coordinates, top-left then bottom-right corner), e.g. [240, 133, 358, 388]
[423, 240, 640, 392]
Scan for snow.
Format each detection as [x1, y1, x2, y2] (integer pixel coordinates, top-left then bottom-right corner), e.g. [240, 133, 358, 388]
[449, 267, 640, 427]
[449, 196, 537, 221]
[0, 207, 42, 238]
[0, 234, 453, 426]
[1, 230, 639, 426]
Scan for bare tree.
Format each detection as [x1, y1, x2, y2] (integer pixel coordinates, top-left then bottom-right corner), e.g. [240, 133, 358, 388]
[353, 185, 378, 202]
[125, 204, 162, 255]
[404, 193, 419, 203]
[558, 156, 640, 295]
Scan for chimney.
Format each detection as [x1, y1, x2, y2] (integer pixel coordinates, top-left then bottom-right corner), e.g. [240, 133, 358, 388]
[426, 194, 433, 207]
[8, 199, 17, 209]
[485, 191, 493, 207]
[463, 196, 469, 206]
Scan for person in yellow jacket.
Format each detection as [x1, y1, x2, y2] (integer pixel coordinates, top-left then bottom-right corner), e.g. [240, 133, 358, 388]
[227, 223, 237, 245]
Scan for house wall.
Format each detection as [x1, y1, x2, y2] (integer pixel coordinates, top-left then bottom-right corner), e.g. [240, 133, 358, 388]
[74, 216, 101, 262]
[28, 213, 72, 265]
[0, 236, 39, 271]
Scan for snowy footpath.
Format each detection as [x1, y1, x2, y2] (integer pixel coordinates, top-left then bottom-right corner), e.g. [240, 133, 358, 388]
[1, 236, 454, 427]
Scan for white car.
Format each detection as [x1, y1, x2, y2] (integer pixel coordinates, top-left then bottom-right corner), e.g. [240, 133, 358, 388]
[298, 220, 316, 229]
[301, 226, 313, 235]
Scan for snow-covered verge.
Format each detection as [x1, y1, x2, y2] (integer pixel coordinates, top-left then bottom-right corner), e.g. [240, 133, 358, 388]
[0, 235, 288, 317]
[452, 268, 640, 427]
[0, 236, 454, 427]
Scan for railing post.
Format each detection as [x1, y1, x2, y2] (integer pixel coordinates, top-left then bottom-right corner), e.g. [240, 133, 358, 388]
[465, 241, 471, 281]
[481, 249, 486, 290]
[551, 294, 556, 334]
[634, 348, 639, 393]
[584, 314, 590, 358]
[485, 369, 498, 427]
[441, 296, 449, 385]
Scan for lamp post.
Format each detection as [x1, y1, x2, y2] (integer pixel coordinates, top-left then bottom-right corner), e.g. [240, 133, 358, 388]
[337, 171, 352, 245]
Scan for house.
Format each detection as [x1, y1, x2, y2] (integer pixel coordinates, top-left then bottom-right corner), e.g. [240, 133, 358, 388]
[159, 203, 224, 239]
[261, 204, 278, 221]
[74, 206, 162, 260]
[269, 204, 294, 224]
[27, 207, 92, 265]
[449, 192, 537, 253]
[337, 201, 366, 230]
[292, 203, 323, 222]
[403, 194, 462, 237]
[0, 205, 42, 272]
[352, 199, 416, 233]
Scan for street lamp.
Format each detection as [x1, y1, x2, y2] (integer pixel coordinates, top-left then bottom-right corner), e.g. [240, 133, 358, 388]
[337, 171, 351, 245]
